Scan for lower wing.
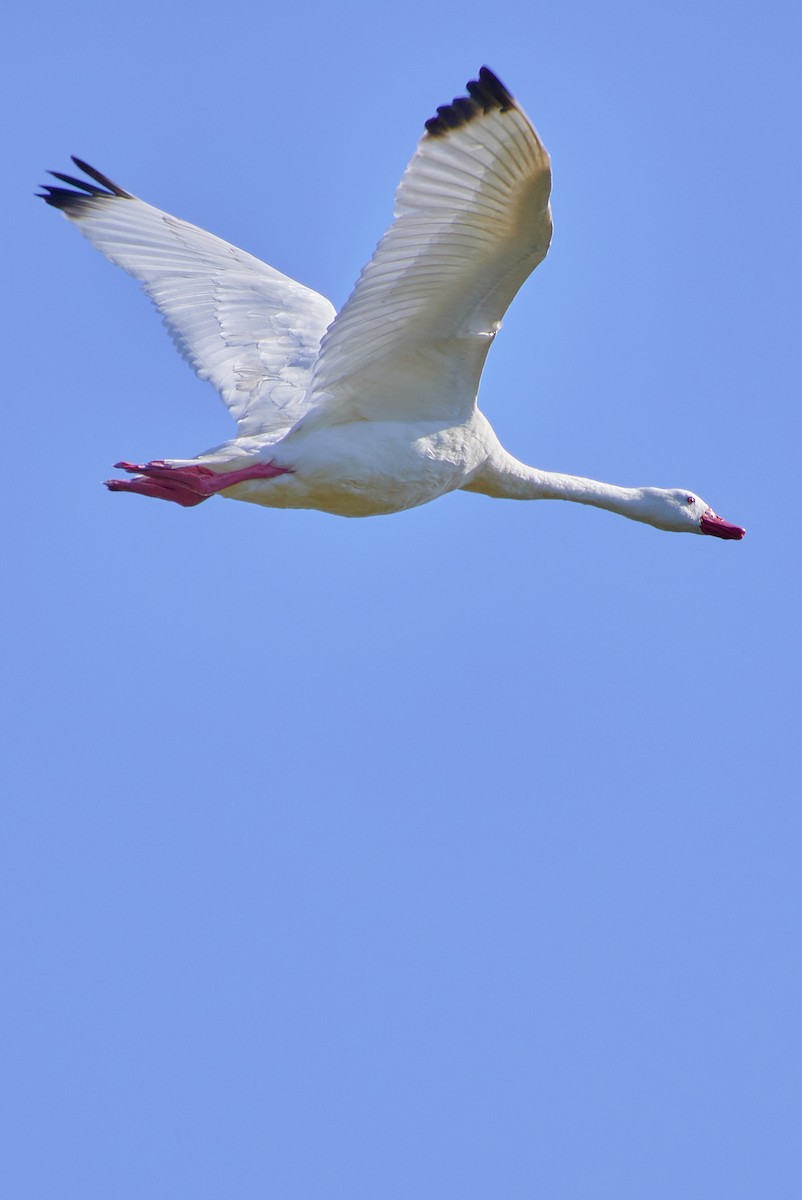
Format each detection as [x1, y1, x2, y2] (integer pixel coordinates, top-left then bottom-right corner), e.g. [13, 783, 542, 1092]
[41, 159, 336, 439]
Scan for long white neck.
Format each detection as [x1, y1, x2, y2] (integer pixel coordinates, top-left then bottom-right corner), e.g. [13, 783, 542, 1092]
[466, 451, 650, 525]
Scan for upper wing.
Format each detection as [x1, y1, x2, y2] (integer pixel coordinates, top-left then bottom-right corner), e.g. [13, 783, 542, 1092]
[40, 160, 336, 438]
[308, 67, 552, 425]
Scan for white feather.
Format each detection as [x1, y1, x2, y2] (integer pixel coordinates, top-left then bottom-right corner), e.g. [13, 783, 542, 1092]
[53, 186, 335, 437]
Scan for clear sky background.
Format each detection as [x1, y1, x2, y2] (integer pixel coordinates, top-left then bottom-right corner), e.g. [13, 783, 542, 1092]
[4, 0, 801, 1196]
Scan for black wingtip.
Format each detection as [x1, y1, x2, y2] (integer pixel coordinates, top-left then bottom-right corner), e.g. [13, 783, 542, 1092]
[48, 170, 105, 195]
[38, 184, 91, 212]
[70, 157, 132, 198]
[424, 66, 516, 138]
[37, 156, 133, 212]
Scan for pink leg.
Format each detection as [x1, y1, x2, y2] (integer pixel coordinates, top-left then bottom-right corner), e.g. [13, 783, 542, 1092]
[105, 459, 292, 506]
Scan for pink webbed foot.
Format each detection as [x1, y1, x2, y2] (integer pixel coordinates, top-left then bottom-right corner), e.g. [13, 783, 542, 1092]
[104, 459, 292, 506]
[104, 475, 208, 507]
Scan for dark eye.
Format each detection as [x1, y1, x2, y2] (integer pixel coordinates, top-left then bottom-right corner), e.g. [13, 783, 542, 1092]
[686, 495, 695, 505]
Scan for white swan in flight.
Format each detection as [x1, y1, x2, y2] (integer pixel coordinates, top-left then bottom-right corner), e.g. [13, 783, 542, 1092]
[41, 67, 744, 539]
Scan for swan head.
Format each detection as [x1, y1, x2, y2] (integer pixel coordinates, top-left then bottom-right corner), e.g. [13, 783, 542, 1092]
[640, 489, 746, 538]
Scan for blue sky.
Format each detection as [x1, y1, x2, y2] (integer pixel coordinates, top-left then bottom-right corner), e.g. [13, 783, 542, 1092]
[4, 0, 801, 1195]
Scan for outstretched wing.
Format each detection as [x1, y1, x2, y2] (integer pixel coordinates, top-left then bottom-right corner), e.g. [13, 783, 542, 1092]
[309, 67, 552, 425]
[40, 160, 336, 438]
